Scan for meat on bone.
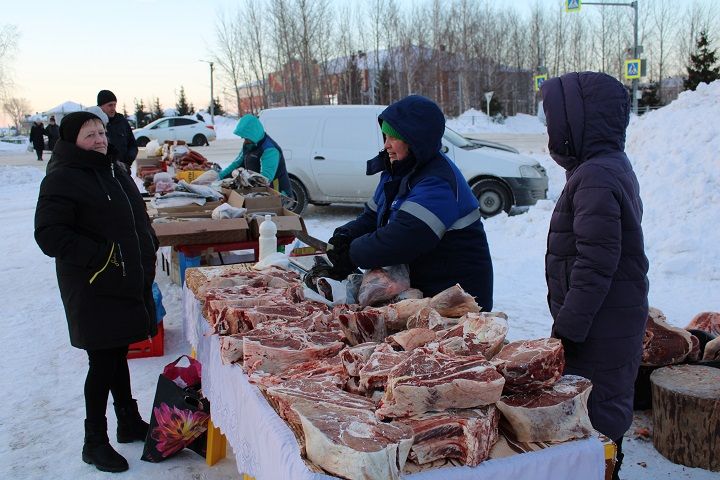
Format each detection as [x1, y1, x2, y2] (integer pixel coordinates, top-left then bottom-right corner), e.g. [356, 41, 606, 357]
[496, 375, 593, 443]
[493, 337, 565, 393]
[428, 283, 480, 317]
[337, 307, 397, 345]
[642, 307, 694, 366]
[386, 328, 437, 351]
[685, 311, 720, 336]
[358, 344, 412, 392]
[340, 342, 380, 377]
[376, 349, 505, 418]
[293, 401, 414, 480]
[436, 312, 509, 359]
[704, 336, 720, 361]
[242, 328, 345, 375]
[394, 406, 499, 466]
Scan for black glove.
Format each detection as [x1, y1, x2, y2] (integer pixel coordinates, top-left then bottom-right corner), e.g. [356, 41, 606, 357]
[328, 232, 352, 251]
[327, 244, 356, 280]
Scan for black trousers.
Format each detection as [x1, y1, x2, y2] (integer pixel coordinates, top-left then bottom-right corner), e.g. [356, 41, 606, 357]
[613, 437, 624, 480]
[84, 346, 132, 422]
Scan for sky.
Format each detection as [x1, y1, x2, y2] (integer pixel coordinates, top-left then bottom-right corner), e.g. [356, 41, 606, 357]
[1, 80, 719, 479]
[0, 0, 563, 125]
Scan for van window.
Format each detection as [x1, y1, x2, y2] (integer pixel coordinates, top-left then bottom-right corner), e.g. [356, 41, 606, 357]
[321, 116, 378, 150]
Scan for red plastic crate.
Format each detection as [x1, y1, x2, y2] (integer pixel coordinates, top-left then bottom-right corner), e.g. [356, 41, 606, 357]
[127, 321, 165, 359]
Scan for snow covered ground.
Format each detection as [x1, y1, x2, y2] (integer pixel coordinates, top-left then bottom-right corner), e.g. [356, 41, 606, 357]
[2, 83, 719, 479]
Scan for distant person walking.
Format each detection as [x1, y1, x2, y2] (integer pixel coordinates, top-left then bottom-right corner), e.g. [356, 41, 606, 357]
[97, 89, 138, 171]
[30, 119, 45, 161]
[45, 116, 60, 150]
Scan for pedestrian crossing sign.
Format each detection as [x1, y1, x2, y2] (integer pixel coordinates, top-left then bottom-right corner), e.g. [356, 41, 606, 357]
[624, 59, 641, 79]
[534, 74, 548, 92]
[566, 0, 581, 12]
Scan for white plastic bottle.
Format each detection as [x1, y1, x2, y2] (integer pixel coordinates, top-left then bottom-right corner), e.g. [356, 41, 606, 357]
[258, 214, 277, 261]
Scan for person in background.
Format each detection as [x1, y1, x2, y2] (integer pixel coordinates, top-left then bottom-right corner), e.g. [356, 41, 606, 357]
[218, 114, 291, 196]
[34, 111, 158, 473]
[45, 116, 60, 151]
[30, 118, 45, 161]
[97, 89, 138, 171]
[541, 72, 649, 480]
[326, 95, 494, 310]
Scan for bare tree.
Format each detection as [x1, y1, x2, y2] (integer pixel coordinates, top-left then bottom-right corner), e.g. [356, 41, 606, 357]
[3, 97, 30, 131]
[212, 8, 245, 114]
[651, 0, 674, 100]
[0, 24, 19, 102]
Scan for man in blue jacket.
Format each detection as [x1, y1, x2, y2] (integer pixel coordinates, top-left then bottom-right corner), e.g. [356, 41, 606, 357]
[327, 95, 493, 311]
[219, 114, 291, 196]
[541, 72, 649, 480]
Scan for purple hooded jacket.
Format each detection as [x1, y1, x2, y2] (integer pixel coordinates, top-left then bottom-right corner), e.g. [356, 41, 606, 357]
[541, 72, 649, 440]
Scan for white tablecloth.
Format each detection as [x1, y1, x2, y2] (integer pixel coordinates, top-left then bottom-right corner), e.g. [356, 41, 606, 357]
[183, 285, 606, 480]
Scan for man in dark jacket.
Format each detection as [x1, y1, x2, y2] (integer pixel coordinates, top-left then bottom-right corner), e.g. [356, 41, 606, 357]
[30, 119, 45, 160]
[328, 95, 493, 310]
[541, 72, 649, 480]
[98, 89, 138, 170]
[45, 116, 60, 150]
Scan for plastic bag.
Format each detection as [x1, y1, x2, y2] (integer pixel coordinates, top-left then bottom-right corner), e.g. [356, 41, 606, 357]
[211, 202, 247, 220]
[357, 264, 411, 307]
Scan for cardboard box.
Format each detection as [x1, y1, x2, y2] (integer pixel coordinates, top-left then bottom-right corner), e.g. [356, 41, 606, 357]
[226, 188, 282, 210]
[152, 217, 249, 247]
[136, 156, 163, 168]
[150, 199, 224, 219]
[245, 207, 306, 239]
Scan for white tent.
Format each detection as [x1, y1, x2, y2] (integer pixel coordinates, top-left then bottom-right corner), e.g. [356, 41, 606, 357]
[44, 101, 85, 122]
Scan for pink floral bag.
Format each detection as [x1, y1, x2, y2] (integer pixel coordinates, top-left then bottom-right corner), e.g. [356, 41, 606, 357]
[141, 356, 209, 462]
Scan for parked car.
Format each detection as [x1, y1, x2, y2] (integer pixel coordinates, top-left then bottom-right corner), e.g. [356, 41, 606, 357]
[133, 117, 216, 147]
[258, 105, 548, 216]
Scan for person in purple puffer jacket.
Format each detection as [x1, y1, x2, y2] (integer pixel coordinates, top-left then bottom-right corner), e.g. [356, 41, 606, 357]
[541, 72, 649, 480]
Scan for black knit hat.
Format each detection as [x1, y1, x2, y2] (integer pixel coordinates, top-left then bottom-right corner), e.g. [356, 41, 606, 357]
[60, 111, 102, 143]
[97, 89, 117, 106]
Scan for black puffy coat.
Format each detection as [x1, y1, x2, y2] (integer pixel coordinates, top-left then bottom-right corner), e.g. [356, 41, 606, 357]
[541, 72, 649, 441]
[106, 114, 138, 168]
[35, 140, 158, 350]
[30, 123, 45, 150]
[45, 123, 60, 150]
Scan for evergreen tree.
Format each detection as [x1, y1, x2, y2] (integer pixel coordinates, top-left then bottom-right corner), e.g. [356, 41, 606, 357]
[210, 97, 225, 116]
[151, 97, 164, 122]
[639, 82, 661, 110]
[134, 99, 149, 127]
[188, 102, 196, 115]
[685, 30, 720, 91]
[176, 86, 191, 116]
[375, 59, 393, 105]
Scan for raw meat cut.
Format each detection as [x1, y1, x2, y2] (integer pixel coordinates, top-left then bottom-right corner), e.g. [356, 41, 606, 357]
[685, 311, 720, 336]
[292, 401, 414, 480]
[377, 350, 505, 418]
[496, 375, 593, 443]
[358, 265, 411, 307]
[251, 356, 348, 389]
[340, 342, 380, 377]
[390, 298, 432, 326]
[429, 284, 480, 317]
[406, 306, 444, 330]
[386, 328, 437, 351]
[493, 338, 564, 393]
[704, 337, 720, 361]
[242, 328, 345, 374]
[394, 406, 499, 466]
[337, 307, 397, 345]
[436, 312, 509, 358]
[358, 345, 411, 392]
[642, 307, 694, 366]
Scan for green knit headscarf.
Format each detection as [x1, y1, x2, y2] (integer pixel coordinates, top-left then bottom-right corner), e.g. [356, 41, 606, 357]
[381, 120, 406, 142]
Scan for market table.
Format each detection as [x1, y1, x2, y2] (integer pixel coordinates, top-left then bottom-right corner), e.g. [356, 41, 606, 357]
[182, 277, 611, 480]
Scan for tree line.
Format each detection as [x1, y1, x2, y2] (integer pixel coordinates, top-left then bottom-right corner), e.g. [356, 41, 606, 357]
[211, 0, 719, 117]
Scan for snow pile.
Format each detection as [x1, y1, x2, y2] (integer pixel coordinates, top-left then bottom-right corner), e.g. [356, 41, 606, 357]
[448, 108, 546, 134]
[0, 139, 28, 153]
[627, 80, 720, 280]
[0, 165, 45, 185]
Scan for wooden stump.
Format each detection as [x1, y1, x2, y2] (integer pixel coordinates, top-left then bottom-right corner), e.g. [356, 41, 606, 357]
[650, 364, 720, 471]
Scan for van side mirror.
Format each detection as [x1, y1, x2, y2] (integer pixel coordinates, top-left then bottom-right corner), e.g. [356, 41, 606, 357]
[441, 145, 449, 154]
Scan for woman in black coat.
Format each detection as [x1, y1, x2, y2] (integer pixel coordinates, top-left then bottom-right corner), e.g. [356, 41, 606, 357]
[35, 111, 159, 473]
[541, 72, 649, 480]
[29, 120, 45, 160]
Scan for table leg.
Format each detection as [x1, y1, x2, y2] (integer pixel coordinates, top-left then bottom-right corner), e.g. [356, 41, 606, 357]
[206, 418, 227, 466]
[604, 440, 617, 480]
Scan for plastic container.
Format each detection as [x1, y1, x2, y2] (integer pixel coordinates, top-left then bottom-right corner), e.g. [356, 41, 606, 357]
[258, 214, 277, 261]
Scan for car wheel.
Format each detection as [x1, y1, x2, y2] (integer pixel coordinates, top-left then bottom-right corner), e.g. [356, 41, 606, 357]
[136, 137, 150, 147]
[192, 134, 207, 147]
[471, 178, 511, 218]
[287, 177, 309, 214]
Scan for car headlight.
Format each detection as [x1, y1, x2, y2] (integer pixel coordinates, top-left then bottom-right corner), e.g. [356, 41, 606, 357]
[520, 165, 543, 178]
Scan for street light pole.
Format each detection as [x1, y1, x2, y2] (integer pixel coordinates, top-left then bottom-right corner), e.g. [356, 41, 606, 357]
[573, 1, 640, 115]
[200, 60, 215, 125]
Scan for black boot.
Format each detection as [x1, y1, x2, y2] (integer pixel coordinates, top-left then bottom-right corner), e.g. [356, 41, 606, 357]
[612, 437, 624, 480]
[82, 419, 129, 473]
[114, 399, 149, 443]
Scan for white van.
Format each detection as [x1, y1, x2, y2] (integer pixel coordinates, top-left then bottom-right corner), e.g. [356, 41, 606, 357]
[258, 105, 548, 216]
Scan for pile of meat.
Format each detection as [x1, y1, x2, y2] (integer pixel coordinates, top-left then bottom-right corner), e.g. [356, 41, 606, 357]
[195, 268, 594, 479]
[641, 308, 720, 365]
